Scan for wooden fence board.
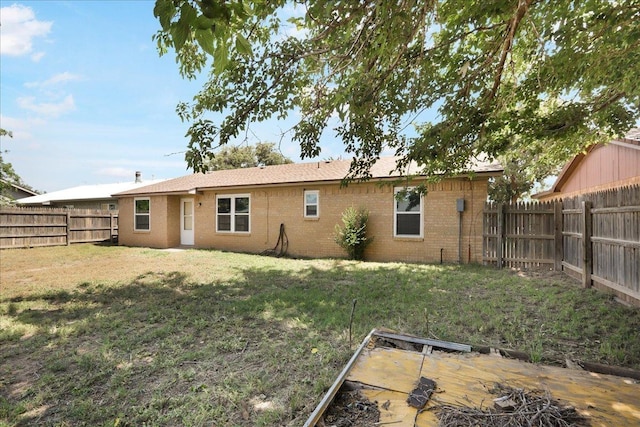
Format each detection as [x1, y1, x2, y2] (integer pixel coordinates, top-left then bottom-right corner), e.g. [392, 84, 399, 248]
[483, 184, 640, 305]
[483, 201, 558, 270]
[0, 207, 118, 249]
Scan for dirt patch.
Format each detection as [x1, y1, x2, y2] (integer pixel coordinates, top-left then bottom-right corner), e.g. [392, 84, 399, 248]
[321, 389, 380, 426]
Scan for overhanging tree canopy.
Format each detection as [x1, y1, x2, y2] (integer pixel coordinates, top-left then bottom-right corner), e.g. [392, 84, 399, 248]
[153, 0, 640, 183]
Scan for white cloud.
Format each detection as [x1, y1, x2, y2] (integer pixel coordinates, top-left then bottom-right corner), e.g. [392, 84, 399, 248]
[0, 4, 52, 57]
[31, 51, 45, 62]
[17, 94, 75, 118]
[25, 72, 82, 88]
[0, 4, 53, 57]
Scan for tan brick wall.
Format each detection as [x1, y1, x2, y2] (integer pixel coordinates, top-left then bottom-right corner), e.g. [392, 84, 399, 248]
[118, 195, 180, 248]
[118, 177, 489, 263]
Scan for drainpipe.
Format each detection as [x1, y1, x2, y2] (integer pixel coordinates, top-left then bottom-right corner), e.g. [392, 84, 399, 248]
[456, 199, 465, 264]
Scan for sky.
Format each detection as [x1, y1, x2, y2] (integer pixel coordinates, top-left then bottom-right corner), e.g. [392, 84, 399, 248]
[0, 1, 350, 192]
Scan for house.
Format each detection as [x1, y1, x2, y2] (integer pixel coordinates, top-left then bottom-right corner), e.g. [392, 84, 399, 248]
[114, 157, 502, 263]
[0, 179, 38, 204]
[17, 172, 165, 210]
[534, 129, 640, 201]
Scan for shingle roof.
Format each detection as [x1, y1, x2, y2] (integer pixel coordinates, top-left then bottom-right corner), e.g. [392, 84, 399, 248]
[114, 156, 503, 197]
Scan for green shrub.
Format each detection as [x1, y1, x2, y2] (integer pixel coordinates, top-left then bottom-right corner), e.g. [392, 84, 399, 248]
[334, 207, 373, 260]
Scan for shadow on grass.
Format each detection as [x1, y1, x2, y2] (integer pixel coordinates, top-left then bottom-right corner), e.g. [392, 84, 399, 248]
[2, 262, 640, 426]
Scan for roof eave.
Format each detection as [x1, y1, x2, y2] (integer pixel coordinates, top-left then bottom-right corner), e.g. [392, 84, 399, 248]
[112, 190, 198, 198]
[114, 169, 502, 196]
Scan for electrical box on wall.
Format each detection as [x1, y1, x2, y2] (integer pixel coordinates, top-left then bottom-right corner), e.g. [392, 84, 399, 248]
[456, 198, 465, 212]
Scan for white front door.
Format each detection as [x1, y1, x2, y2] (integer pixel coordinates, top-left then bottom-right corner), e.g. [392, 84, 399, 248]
[180, 198, 195, 245]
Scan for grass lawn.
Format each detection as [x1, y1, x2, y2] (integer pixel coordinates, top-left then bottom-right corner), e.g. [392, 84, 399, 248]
[1, 244, 639, 426]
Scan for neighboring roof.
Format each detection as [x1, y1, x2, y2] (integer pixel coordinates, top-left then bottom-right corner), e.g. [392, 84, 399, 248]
[17, 179, 167, 205]
[534, 128, 640, 199]
[0, 179, 39, 197]
[620, 127, 640, 143]
[114, 156, 503, 197]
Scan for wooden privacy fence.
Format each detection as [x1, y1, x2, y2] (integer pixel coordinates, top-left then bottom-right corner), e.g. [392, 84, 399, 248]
[483, 201, 562, 271]
[0, 207, 118, 249]
[483, 184, 640, 305]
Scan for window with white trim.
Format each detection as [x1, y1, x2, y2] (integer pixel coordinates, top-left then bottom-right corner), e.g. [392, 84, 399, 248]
[394, 188, 423, 237]
[304, 190, 319, 218]
[134, 198, 150, 231]
[216, 194, 250, 233]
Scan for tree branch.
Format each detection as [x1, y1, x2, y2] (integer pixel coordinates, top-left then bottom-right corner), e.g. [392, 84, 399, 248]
[488, 0, 534, 104]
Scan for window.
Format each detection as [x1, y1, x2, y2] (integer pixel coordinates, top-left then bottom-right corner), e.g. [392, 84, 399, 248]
[304, 190, 319, 218]
[217, 194, 250, 233]
[134, 198, 150, 231]
[394, 188, 423, 237]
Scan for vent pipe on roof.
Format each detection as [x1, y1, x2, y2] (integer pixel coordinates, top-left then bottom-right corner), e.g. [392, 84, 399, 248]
[135, 171, 142, 183]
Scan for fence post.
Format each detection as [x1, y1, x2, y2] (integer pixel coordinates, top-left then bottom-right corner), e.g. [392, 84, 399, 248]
[496, 203, 505, 269]
[582, 201, 592, 288]
[110, 212, 116, 243]
[66, 211, 72, 246]
[554, 201, 563, 271]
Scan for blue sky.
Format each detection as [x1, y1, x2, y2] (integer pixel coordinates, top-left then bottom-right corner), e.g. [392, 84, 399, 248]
[0, 1, 350, 192]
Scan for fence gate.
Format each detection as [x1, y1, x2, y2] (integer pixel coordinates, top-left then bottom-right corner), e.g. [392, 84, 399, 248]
[483, 202, 562, 270]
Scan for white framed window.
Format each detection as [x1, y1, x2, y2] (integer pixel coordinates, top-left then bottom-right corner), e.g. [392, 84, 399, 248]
[216, 194, 250, 233]
[134, 198, 150, 231]
[394, 188, 423, 238]
[304, 190, 319, 218]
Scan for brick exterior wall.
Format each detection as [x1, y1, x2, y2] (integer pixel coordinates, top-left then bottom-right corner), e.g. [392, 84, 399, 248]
[118, 195, 180, 248]
[118, 177, 490, 263]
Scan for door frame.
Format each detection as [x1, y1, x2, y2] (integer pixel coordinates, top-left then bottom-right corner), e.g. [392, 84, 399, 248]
[180, 198, 195, 245]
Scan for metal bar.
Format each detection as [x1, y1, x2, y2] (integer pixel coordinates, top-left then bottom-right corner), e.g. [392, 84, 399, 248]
[373, 331, 471, 352]
[303, 329, 376, 427]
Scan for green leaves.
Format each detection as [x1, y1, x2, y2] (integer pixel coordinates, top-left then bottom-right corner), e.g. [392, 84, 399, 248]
[205, 142, 292, 171]
[234, 34, 251, 56]
[212, 39, 228, 75]
[154, 0, 640, 186]
[334, 207, 373, 261]
[153, 0, 175, 30]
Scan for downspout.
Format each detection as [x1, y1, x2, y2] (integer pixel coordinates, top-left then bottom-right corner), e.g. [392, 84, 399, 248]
[456, 198, 465, 264]
[458, 211, 463, 263]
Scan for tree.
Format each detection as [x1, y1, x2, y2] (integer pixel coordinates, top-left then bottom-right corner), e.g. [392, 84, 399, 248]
[153, 0, 640, 184]
[488, 148, 558, 203]
[206, 142, 292, 170]
[1, 128, 38, 203]
[488, 161, 535, 203]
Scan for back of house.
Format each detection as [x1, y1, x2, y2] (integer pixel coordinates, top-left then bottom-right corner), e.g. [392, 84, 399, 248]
[114, 157, 503, 263]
